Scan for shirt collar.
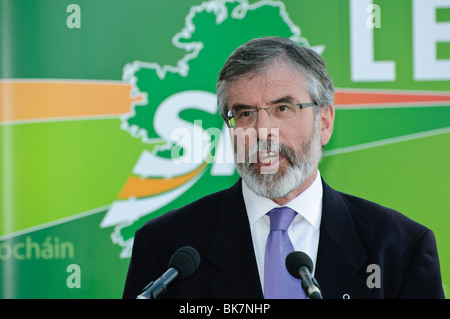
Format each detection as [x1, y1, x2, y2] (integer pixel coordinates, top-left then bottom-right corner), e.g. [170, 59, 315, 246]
[243, 170, 323, 230]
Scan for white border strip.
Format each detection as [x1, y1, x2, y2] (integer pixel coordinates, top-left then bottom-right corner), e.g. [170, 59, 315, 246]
[323, 127, 450, 157]
[0, 204, 110, 241]
[0, 114, 122, 126]
[0, 78, 125, 85]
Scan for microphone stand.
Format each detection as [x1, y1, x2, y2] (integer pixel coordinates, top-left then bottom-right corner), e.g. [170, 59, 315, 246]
[137, 268, 179, 299]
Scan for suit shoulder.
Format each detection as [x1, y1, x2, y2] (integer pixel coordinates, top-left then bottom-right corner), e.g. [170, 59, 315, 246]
[133, 182, 242, 260]
[140, 184, 232, 232]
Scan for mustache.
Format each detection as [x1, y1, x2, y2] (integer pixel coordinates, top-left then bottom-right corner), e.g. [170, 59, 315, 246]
[246, 139, 296, 166]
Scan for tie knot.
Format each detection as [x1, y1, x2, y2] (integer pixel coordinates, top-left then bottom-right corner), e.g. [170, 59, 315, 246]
[267, 207, 297, 231]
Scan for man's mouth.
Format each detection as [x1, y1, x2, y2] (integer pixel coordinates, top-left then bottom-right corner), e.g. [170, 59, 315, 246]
[258, 151, 279, 165]
[256, 151, 284, 174]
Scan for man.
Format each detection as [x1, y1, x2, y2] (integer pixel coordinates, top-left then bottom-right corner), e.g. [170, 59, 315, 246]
[123, 37, 444, 299]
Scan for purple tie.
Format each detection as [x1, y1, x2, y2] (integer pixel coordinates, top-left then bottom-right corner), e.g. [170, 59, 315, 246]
[264, 207, 306, 299]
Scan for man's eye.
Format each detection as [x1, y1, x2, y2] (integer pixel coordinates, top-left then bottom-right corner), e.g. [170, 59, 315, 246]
[239, 110, 253, 118]
[277, 105, 290, 112]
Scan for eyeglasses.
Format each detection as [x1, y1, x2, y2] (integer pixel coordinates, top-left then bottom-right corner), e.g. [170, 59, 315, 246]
[227, 102, 316, 128]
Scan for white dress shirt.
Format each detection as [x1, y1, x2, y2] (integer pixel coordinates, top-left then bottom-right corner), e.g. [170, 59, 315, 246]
[242, 170, 323, 291]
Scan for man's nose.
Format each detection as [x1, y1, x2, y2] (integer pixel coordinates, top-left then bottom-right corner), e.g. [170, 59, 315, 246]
[255, 108, 279, 140]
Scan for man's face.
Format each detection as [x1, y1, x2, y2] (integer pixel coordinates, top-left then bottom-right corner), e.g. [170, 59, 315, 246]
[227, 62, 327, 199]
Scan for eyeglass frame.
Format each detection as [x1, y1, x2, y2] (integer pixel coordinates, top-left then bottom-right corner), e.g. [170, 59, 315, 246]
[226, 102, 316, 128]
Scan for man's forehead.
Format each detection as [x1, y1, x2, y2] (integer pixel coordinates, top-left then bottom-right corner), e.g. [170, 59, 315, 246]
[230, 95, 297, 110]
[227, 67, 309, 108]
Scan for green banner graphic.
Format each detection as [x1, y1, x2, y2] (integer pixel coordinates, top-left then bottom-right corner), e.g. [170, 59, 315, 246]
[1, 0, 449, 298]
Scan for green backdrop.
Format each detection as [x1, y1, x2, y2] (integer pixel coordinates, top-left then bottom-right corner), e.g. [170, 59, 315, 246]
[1, 0, 449, 298]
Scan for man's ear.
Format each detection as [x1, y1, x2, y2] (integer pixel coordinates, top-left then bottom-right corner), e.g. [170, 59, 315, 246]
[320, 105, 335, 146]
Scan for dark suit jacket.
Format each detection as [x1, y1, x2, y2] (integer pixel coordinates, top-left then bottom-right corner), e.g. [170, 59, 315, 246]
[122, 179, 445, 299]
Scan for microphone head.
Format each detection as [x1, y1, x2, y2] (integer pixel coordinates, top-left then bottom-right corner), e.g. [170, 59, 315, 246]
[285, 251, 314, 279]
[168, 246, 201, 280]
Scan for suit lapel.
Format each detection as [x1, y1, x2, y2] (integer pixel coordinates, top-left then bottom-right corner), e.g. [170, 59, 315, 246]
[208, 180, 263, 298]
[315, 180, 370, 299]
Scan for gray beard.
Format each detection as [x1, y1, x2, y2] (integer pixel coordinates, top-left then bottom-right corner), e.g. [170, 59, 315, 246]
[234, 121, 323, 199]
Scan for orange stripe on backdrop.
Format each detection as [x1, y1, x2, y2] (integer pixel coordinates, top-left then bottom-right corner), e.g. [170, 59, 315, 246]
[0, 80, 144, 123]
[118, 162, 207, 199]
[334, 90, 450, 107]
[2, 81, 450, 123]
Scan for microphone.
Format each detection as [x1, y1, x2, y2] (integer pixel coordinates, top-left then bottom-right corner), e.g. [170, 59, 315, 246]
[286, 251, 323, 299]
[137, 246, 200, 299]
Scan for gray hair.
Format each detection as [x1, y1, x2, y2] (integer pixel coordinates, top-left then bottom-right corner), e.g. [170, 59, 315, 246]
[217, 36, 335, 122]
